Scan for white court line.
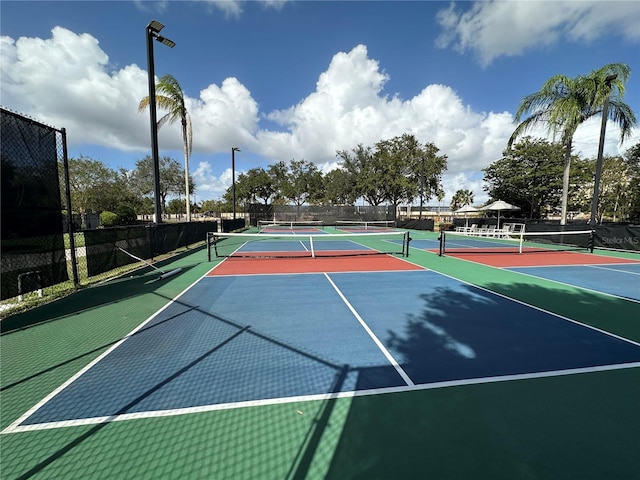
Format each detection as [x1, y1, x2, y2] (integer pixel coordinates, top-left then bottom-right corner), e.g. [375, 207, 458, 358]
[5, 266, 638, 435]
[323, 272, 415, 387]
[587, 264, 640, 276]
[5, 361, 639, 434]
[505, 266, 640, 304]
[430, 267, 640, 347]
[1, 269, 213, 436]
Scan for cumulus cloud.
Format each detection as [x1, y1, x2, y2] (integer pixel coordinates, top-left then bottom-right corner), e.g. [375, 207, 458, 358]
[436, 0, 640, 67]
[1, 27, 151, 150]
[190, 77, 260, 150]
[1, 28, 635, 204]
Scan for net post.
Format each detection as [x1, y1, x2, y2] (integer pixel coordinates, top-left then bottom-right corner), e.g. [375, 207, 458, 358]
[518, 231, 524, 254]
[309, 235, 315, 258]
[206, 232, 212, 261]
[589, 230, 595, 253]
[404, 231, 410, 257]
[214, 234, 220, 258]
[438, 231, 445, 257]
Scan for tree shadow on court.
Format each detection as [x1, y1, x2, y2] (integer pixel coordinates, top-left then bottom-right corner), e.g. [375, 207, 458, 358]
[3, 291, 357, 479]
[0, 299, 202, 393]
[4, 279, 639, 479]
[322, 281, 640, 479]
[0, 262, 203, 335]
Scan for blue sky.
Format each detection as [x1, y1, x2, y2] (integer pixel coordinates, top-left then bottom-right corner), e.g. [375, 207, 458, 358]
[2, 0, 639, 205]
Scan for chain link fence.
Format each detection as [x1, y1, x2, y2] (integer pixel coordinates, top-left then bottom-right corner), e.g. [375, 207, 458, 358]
[0, 108, 218, 318]
[248, 203, 396, 226]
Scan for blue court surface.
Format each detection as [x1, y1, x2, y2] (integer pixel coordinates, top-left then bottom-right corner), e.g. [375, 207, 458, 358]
[15, 268, 640, 429]
[509, 262, 640, 301]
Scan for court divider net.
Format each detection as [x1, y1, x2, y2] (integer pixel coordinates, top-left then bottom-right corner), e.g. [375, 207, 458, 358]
[439, 229, 595, 256]
[335, 220, 395, 230]
[257, 220, 325, 231]
[207, 231, 411, 260]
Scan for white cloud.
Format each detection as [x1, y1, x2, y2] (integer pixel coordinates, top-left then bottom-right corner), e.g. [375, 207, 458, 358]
[1, 27, 151, 150]
[192, 161, 232, 200]
[256, 45, 516, 202]
[436, 0, 640, 67]
[190, 77, 260, 150]
[1, 28, 636, 204]
[203, 0, 292, 18]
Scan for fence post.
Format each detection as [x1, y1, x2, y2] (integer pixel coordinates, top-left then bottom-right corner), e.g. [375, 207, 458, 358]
[61, 128, 79, 287]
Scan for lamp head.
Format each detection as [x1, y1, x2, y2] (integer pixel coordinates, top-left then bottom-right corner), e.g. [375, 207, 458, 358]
[156, 35, 175, 48]
[148, 20, 164, 33]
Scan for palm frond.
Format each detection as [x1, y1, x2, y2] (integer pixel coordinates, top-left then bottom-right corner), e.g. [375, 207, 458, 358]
[138, 97, 150, 113]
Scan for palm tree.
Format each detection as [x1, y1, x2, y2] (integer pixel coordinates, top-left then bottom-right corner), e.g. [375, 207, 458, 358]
[451, 189, 474, 211]
[508, 63, 636, 224]
[139, 74, 193, 221]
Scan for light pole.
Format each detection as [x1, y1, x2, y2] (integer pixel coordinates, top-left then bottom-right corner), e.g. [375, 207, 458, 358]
[231, 147, 241, 219]
[145, 20, 175, 224]
[589, 73, 617, 225]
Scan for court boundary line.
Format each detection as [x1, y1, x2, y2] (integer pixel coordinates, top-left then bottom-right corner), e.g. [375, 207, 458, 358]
[430, 268, 640, 348]
[505, 265, 640, 304]
[1, 269, 212, 436]
[4, 361, 639, 434]
[206, 268, 425, 278]
[323, 273, 415, 387]
[587, 263, 640, 275]
[5, 263, 639, 435]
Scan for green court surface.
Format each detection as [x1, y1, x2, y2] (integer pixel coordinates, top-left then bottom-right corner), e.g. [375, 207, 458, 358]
[1, 231, 639, 479]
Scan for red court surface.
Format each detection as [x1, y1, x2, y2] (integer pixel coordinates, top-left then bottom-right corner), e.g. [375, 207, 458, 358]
[449, 250, 640, 268]
[208, 252, 424, 275]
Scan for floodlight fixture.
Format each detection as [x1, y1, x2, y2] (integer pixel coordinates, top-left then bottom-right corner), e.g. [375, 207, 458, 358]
[145, 19, 175, 223]
[156, 35, 176, 48]
[148, 20, 165, 33]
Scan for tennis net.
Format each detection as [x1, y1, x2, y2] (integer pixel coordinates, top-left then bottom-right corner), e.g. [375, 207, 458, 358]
[257, 220, 325, 231]
[207, 230, 410, 259]
[439, 229, 594, 256]
[335, 220, 395, 230]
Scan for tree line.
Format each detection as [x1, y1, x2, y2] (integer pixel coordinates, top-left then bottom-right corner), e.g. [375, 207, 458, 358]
[227, 133, 448, 216]
[484, 139, 640, 222]
[59, 135, 640, 225]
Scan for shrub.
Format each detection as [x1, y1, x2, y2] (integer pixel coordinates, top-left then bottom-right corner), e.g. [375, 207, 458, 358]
[100, 211, 120, 227]
[115, 205, 137, 225]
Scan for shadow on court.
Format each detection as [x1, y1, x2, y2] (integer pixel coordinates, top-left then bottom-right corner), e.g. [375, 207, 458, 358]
[0, 262, 204, 336]
[3, 277, 639, 479]
[322, 281, 640, 479]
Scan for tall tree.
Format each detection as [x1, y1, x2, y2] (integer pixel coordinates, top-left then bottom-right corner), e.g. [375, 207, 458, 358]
[247, 167, 278, 205]
[484, 138, 580, 218]
[130, 155, 191, 214]
[408, 138, 448, 218]
[585, 151, 640, 222]
[267, 161, 290, 205]
[323, 168, 357, 205]
[623, 143, 640, 221]
[60, 156, 119, 214]
[281, 159, 324, 210]
[337, 144, 387, 206]
[375, 135, 418, 216]
[508, 63, 636, 224]
[223, 168, 277, 208]
[139, 74, 193, 221]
